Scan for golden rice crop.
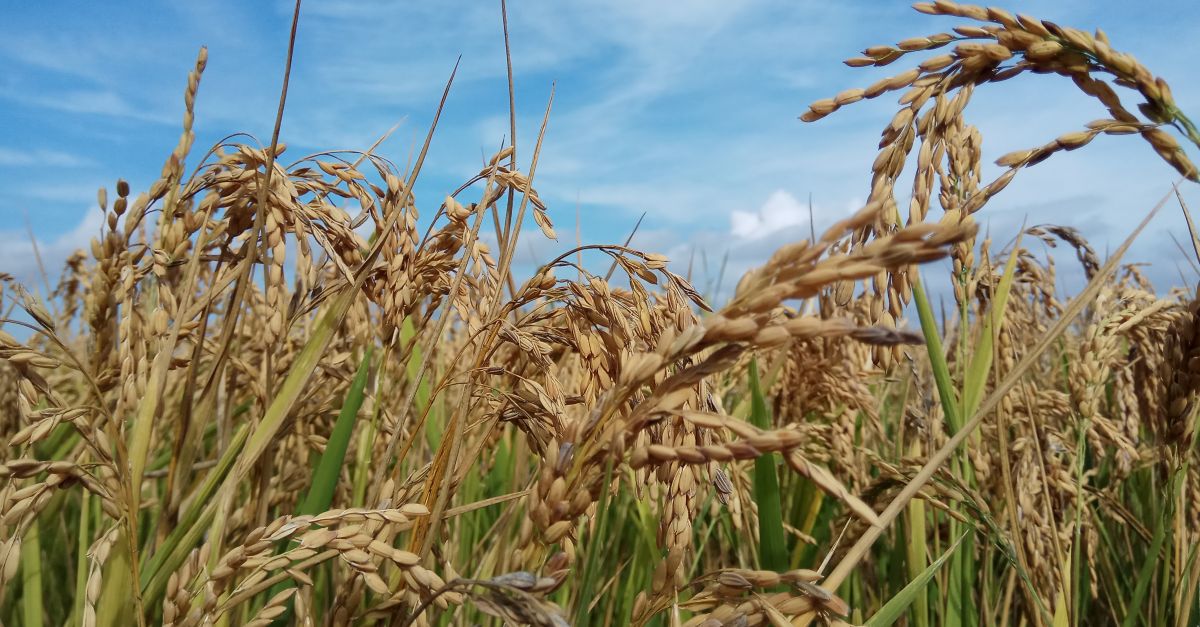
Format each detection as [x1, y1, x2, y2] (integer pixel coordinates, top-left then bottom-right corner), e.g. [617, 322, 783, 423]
[1, 2, 1199, 626]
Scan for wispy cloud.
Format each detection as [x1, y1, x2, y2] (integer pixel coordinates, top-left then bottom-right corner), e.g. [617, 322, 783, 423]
[0, 208, 100, 291]
[16, 181, 108, 204]
[730, 190, 861, 240]
[0, 88, 175, 124]
[0, 147, 92, 167]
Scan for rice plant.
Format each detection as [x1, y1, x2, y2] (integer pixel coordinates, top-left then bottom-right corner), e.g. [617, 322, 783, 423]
[1, 2, 1198, 626]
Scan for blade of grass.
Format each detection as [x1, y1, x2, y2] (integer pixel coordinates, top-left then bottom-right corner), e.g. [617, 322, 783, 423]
[300, 347, 372, 515]
[20, 517, 43, 627]
[865, 530, 970, 627]
[1120, 468, 1179, 627]
[912, 277, 961, 433]
[575, 460, 616, 624]
[749, 357, 787, 574]
[1069, 415, 1090, 626]
[1177, 539, 1200, 627]
[1053, 575, 1071, 627]
[962, 232, 1024, 417]
[70, 490, 90, 627]
[352, 368, 385, 507]
[904, 444, 930, 627]
[96, 532, 133, 627]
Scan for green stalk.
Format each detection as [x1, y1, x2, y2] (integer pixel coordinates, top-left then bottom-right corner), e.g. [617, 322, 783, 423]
[1070, 418, 1090, 626]
[904, 446, 930, 627]
[300, 347, 373, 515]
[21, 518, 44, 627]
[748, 358, 787, 575]
[911, 276, 961, 432]
[575, 461, 616, 624]
[396, 318, 435, 453]
[961, 233, 1023, 418]
[351, 400, 381, 508]
[911, 275, 971, 625]
[71, 490, 90, 627]
[96, 532, 133, 627]
[1121, 469, 1179, 627]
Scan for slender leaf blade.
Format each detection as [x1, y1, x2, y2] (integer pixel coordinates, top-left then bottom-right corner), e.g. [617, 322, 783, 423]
[865, 530, 970, 627]
[749, 358, 787, 574]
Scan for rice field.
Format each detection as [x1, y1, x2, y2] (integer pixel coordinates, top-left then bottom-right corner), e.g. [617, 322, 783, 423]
[1, 2, 1199, 625]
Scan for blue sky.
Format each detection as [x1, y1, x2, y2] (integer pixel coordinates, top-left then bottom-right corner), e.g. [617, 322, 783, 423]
[3, 0, 1200, 300]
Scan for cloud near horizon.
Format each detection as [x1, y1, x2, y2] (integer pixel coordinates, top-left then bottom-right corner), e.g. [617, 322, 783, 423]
[730, 190, 867, 240]
[0, 207, 102, 293]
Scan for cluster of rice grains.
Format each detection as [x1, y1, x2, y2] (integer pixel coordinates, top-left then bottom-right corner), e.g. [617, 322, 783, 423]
[1, 2, 1199, 626]
[789, 1, 1200, 625]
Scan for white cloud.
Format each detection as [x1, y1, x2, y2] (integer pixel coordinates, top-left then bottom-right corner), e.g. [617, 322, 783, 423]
[0, 147, 91, 167]
[729, 190, 864, 240]
[0, 208, 101, 291]
[475, 115, 510, 150]
[0, 84, 177, 125]
[21, 90, 174, 123]
[731, 190, 808, 239]
[16, 183, 106, 204]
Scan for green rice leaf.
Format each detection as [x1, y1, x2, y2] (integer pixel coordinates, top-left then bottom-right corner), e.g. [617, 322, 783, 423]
[865, 530, 970, 627]
[749, 357, 787, 574]
[300, 347, 373, 515]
